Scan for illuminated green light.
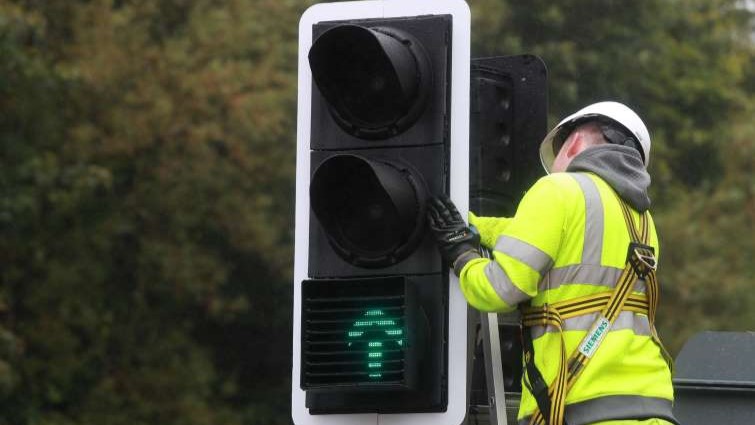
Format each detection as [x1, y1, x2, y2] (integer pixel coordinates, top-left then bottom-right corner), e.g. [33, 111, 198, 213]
[345, 307, 407, 382]
[354, 319, 397, 327]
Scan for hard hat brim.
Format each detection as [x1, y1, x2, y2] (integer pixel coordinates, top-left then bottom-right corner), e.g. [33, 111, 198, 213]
[538, 126, 561, 174]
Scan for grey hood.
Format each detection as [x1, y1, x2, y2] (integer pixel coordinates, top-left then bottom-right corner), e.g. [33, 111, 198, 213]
[566, 144, 651, 211]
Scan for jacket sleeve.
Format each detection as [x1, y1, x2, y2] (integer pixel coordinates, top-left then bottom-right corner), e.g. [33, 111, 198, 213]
[468, 211, 512, 249]
[459, 176, 568, 312]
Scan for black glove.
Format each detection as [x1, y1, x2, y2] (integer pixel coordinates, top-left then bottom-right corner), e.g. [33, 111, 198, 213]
[427, 196, 481, 275]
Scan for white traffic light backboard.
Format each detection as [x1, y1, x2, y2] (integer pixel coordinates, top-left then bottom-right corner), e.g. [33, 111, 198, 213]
[293, 1, 470, 424]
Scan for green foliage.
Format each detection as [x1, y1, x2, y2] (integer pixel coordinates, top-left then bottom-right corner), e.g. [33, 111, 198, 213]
[1, 0, 302, 423]
[655, 109, 755, 352]
[0, 0, 752, 423]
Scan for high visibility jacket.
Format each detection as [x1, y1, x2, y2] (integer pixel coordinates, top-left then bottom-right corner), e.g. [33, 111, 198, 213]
[461, 171, 675, 425]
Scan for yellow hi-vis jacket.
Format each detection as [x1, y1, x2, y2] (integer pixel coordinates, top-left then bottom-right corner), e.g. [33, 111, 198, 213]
[462, 171, 675, 425]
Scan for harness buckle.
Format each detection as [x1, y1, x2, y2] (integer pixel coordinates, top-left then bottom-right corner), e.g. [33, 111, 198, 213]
[627, 242, 656, 279]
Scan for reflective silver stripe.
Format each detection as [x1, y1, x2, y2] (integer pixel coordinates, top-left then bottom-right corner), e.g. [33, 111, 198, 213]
[483, 261, 532, 305]
[453, 250, 481, 277]
[493, 235, 554, 275]
[529, 311, 651, 339]
[541, 264, 621, 291]
[571, 173, 604, 265]
[518, 395, 679, 425]
[541, 264, 648, 293]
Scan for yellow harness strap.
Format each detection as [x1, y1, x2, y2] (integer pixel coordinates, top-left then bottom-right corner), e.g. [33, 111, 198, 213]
[521, 196, 671, 425]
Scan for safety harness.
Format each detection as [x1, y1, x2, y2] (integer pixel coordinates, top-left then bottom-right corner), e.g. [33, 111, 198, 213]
[519, 194, 673, 425]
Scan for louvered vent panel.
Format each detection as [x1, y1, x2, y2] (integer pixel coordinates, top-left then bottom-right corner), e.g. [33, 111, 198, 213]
[301, 277, 418, 391]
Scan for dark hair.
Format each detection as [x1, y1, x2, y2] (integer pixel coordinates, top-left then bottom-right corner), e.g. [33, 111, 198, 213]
[597, 121, 643, 162]
[552, 117, 643, 162]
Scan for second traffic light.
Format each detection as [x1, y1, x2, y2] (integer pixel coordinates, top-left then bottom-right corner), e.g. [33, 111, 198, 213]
[469, 55, 548, 217]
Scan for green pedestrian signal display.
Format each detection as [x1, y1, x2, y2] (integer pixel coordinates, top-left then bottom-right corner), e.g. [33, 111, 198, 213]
[346, 308, 405, 381]
[300, 277, 421, 394]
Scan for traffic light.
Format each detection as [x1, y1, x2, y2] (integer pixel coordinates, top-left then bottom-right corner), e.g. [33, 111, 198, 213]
[292, 1, 470, 425]
[469, 55, 548, 217]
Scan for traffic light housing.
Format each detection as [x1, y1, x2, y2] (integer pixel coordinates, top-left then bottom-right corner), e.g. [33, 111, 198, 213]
[469, 55, 548, 217]
[293, 1, 471, 425]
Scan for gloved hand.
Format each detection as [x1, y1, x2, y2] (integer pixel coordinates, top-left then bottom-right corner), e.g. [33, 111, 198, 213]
[427, 196, 481, 275]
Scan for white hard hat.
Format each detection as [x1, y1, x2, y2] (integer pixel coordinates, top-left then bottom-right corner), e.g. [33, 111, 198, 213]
[539, 101, 651, 173]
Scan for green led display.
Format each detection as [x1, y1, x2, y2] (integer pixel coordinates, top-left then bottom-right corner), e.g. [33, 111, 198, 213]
[346, 308, 405, 381]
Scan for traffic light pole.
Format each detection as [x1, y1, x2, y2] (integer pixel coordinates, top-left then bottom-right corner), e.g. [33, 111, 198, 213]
[468, 55, 549, 425]
[475, 245, 510, 425]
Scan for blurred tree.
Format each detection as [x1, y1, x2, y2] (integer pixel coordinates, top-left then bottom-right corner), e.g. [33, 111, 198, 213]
[1, 0, 302, 423]
[656, 108, 755, 352]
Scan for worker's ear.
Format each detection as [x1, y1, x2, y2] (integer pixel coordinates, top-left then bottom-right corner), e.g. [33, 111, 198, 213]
[564, 130, 586, 160]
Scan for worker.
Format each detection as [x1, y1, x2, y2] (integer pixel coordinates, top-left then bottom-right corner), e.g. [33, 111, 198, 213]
[427, 102, 677, 425]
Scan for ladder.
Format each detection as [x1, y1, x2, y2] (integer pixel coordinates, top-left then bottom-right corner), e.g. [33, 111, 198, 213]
[472, 310, 523, 425]
[480, 311, 510, 425]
